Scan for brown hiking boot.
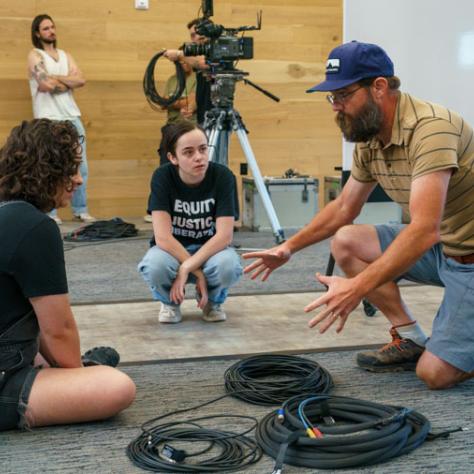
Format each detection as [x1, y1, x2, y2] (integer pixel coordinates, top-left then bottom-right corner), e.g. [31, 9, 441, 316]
[357, 327, 425, 372]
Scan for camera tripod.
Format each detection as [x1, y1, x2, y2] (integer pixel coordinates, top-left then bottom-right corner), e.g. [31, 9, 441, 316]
[202, 72, 285, 243]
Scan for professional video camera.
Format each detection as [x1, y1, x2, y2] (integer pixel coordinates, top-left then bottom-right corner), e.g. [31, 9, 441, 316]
[182, 0, 260, 69]
[142, 0, 264, 110]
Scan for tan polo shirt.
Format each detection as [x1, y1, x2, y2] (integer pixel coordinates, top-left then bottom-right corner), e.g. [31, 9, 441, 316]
[351, 92, 474, 256]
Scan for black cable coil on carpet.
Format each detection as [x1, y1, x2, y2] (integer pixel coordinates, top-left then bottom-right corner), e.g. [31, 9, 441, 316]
[224, 354, 334, 406]
[127, 397, 262, 473]
[143, 50, 186, 110]
[256, 394, 432, 472]
[64, 217, 138, 242]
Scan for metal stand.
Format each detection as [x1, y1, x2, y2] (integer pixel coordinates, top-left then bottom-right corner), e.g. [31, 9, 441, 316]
[202, 74, 285, 243]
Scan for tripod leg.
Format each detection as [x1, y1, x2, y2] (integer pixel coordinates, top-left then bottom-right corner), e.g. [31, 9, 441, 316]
[234, 127, 285, 243]
[207, 127, 218, 162]
[205, 109, 229, 164]
[214, 130, 230, 167]
[325, 253, 336, 276]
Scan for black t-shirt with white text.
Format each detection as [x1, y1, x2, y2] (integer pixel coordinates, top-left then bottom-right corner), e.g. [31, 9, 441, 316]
[148, 162, 236, 247]
[0, 201, 68, 333]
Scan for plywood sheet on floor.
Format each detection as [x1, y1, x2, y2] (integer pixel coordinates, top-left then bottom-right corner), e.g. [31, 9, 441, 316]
[74, 286, 443, 363]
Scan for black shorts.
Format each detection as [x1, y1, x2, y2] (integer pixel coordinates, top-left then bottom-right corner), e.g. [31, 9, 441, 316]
[0, 365, 40, 431]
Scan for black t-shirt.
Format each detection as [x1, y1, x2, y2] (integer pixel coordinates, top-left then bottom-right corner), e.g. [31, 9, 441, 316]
[196, 71, 213, 125]
[148, 162, 236, 247]
[0, 201, 68, 333]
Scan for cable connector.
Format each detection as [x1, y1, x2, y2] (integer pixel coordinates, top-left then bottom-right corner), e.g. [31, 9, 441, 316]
[312, 427, 323, 438]
[306, 428, 316, 438]
[322, 416, 336, 425]
[277, 408, 285, 422]
[161, 444, 186, 463]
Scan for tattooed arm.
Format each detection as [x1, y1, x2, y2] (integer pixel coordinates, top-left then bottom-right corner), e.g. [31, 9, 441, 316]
[27, 50, 69, 93]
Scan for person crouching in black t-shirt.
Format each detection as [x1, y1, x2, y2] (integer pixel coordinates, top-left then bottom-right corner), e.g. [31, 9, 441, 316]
[138, 121, 242, 323]
[0, 119, 135, 432]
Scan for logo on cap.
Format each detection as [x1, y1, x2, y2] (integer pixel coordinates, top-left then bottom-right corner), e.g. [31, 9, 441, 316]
[326, 58, 340, 74]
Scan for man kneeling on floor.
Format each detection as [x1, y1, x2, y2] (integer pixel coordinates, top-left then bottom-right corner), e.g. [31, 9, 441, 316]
[0, 119, 135, 431]
[243, 41, 474, 390]
[138, 121, 242, 323]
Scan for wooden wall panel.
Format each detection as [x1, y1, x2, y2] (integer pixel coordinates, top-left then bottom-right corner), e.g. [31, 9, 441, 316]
[0, 0, 342, 218]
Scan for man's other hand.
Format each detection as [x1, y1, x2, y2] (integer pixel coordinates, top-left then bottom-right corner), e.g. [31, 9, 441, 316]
[242, 244, 291, 281]
[304, 273, 364, 334]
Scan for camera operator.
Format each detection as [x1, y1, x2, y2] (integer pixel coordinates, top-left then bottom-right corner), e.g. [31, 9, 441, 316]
[164, 18, 213, 126]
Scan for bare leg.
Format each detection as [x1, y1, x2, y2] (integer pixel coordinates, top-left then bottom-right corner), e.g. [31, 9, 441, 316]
[417, 351, 474, 389]
[331, 224, 415, 326]
[25, 366, 136, 427]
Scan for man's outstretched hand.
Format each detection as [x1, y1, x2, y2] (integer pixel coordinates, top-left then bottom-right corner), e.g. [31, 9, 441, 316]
[304, 273, 364, 334]
[242, 245, 291, 281]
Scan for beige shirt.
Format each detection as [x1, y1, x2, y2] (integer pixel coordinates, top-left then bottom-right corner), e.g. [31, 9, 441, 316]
[164, 73, 196, 124]
[351, 92, 474, 256]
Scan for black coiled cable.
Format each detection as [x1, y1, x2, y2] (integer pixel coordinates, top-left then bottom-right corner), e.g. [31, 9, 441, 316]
[127, 395, 262, 472]
[256, 395, 431, 471]
[128, 355, 333, 472]
[224, 354, 334, 405]
[143, 50, 186, 110]
[63, 218, 138, 242]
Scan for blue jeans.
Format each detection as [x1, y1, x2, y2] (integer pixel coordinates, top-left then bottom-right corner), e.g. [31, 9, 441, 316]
[376, 224, 474, 372]
[50, 117, 89, 216]
[138, 244, 242, 305]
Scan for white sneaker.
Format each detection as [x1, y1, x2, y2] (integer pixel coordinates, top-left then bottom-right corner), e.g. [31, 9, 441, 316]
[49, 215, 62, 225]
[73, 212, 96, 223]
[144, 214, 153, 223]
[202, 302, 226, 322]
[159, 303, 182, 323]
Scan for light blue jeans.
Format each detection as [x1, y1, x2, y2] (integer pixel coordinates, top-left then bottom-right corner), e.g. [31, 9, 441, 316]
[50, 117, 89, 216]
[138, 244, 243, 306]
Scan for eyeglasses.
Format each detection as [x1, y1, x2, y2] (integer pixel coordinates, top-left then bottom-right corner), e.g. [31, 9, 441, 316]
[326, 85, 364, 105]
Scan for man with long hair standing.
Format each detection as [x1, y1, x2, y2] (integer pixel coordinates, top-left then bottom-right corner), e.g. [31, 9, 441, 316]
[28, 14, 95, 224]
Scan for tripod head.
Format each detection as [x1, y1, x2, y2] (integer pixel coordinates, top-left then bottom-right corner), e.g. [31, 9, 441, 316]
[209, 70, 248, 109]
[207, 69, 279, 112]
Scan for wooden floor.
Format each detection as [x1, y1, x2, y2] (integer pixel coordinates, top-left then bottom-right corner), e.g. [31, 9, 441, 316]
[74, 286, 444, 363]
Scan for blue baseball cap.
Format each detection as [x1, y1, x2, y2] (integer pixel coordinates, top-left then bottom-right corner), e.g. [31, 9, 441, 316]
[307, 41, 394, 93]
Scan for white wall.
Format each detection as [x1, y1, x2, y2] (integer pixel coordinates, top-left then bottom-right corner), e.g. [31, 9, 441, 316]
[343, 0, 474, 169]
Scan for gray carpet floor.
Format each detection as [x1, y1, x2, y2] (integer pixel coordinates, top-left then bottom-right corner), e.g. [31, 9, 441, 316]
[2, 350, 472, 473]
[65, 230, 335, 304]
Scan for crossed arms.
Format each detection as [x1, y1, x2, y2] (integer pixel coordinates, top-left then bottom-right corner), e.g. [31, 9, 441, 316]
[28, 50, 86, 94]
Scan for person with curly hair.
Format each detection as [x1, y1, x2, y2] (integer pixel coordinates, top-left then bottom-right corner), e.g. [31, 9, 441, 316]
[28, 14, 95, 224]
[0, 119, 136, 432]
